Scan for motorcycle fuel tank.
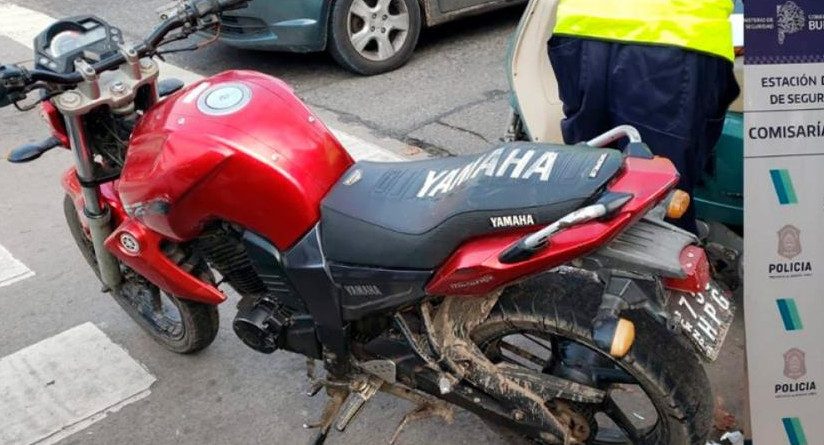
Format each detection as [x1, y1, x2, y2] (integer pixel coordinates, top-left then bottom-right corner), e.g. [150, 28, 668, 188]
[119, 71, 354, 250]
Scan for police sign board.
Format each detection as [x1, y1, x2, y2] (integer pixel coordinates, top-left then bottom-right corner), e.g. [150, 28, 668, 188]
[746, 1, 824, 443]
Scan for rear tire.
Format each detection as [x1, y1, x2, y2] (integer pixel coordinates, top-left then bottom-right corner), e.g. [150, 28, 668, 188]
[63, 195, 219, 354]
[472, 271, 713, 445]
[328, 0, 422, 75]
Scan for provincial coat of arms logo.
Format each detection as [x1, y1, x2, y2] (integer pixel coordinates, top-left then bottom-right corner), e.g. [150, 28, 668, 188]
[778, 225, 802, 259]
[784, 348, 807, 380]
[777, 1, 806, 45]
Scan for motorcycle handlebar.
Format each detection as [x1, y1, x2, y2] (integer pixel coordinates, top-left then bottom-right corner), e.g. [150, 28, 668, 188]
[5, 0, 249, 89]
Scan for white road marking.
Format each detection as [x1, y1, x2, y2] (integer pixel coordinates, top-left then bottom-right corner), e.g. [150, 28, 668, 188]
[0, 2, 403, 162]
[0, 322, 156, 445]
[0, 243, 34, 287]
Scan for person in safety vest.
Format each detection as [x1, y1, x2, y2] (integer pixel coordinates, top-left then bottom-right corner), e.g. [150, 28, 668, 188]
[549, 0, 740, 234]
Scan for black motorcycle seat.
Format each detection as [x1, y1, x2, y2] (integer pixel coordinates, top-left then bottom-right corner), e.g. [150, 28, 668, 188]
[320, 142, 623, 269]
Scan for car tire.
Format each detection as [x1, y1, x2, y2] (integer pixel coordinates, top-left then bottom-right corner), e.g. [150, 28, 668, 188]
[328, 0, 422, 75]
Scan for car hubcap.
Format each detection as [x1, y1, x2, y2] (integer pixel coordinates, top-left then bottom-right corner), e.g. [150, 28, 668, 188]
[347, 0, 410, 62]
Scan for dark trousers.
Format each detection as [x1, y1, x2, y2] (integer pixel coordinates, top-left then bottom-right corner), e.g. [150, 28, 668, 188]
[548, 36, 740, 234]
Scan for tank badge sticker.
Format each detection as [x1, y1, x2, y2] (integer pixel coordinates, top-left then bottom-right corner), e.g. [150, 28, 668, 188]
[416, 148, 559, 198]
[344, 285, 382, 297]
[490, 214, 536, 228]
[343, 169, 363, 186]
[197, 82, 252, 116]
[589, 153, 609, 178]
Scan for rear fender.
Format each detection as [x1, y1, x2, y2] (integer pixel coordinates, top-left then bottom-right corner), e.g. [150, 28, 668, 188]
[61, 167, 225, 305]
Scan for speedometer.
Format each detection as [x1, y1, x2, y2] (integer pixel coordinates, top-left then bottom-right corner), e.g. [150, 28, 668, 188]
[48, 30, 83, 57]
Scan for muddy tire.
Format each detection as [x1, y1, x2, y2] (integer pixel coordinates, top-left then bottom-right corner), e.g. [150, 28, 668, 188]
[63, 195, 219, 354]
[472, 271, 712, 445]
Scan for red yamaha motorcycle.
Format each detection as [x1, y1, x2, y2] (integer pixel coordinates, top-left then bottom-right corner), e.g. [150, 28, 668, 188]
[0, 1, 734, 443]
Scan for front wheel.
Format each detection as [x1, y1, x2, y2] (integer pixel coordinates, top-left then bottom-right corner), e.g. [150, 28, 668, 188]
[472, 271, 713, 445]
[328, 0, 422, 75]
[63, 195, 219, 354]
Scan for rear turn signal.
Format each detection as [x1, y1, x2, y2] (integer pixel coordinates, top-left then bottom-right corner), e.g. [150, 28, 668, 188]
[666, 190, 690, 219]
[610, 319, 635, 358]
[592, 317, 636, 359]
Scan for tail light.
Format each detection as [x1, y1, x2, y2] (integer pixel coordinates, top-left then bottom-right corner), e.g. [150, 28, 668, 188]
[663, 245, 711, 293]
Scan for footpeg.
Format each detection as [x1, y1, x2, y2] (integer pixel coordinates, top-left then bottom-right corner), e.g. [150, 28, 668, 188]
[335, 378, 381, 432]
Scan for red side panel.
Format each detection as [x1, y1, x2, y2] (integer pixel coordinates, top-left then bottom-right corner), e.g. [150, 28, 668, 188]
[426, 156, 680, 296]
[62, 167, 225, 304]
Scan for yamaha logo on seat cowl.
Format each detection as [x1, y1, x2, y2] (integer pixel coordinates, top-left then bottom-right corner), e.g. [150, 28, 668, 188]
[490, 214, 536, 228]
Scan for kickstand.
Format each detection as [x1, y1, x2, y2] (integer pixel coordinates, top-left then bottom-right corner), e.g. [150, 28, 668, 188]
[303, 386, 349, 445]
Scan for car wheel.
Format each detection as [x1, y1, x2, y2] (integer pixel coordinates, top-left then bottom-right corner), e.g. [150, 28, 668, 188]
[328, 0, 422, 75]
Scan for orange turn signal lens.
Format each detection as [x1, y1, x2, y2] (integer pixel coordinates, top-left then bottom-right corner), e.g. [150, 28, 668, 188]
[609, 318, 635, 358]
[666, 190, 691, 219]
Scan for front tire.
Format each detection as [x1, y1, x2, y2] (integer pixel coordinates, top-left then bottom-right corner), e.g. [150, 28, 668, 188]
[328, 0, 422, 75]
[472, 271, 712, 445]
[63, 195, 219, 354]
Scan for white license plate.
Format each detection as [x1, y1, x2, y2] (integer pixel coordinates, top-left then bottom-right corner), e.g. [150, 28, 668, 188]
[666, 282, 735, 361]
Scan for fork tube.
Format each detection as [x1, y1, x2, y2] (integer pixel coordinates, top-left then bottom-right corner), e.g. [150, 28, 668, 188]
[66, 115, 123, 289]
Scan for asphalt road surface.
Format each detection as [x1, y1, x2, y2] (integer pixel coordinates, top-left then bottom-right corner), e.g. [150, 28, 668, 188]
[0, 1, 749, 444]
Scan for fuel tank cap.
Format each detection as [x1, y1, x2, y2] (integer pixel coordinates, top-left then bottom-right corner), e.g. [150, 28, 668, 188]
[197, 82, 252, 116]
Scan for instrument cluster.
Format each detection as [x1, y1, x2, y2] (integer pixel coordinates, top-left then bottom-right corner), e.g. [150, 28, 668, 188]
[34, 15, 124, 74]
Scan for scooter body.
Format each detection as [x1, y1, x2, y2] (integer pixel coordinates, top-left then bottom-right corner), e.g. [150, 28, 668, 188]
[506, 0, 744, 227]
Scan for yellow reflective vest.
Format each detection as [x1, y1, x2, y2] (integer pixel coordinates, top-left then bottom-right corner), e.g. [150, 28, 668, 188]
[553, 0, 734, 61]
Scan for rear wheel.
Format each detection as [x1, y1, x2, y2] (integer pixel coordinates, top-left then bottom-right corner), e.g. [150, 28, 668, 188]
[328, 0, 422, 75]
[63, 195, 219, 354]
[472, 271, 712, 445]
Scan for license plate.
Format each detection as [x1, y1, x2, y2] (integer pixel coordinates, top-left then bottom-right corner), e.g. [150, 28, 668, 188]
[666, 282, 735, 361]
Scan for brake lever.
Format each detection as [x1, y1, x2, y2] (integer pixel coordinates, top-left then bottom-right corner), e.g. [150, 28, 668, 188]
[6, 136, 62, 163]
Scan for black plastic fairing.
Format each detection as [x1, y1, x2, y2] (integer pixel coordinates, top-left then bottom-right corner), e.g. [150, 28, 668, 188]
[282, 226, 348, 357]
[242, 231, 306, 312]
[328, 263, 432, 321]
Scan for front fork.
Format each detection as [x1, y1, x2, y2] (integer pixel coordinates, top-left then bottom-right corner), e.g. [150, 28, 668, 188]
[65, 115, 122, 290]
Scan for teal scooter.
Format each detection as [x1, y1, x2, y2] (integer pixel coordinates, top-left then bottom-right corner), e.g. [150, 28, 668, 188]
[503, 0, 743, 288]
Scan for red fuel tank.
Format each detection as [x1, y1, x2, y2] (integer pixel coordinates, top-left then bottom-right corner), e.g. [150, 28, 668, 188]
[119, 71, 354, 250]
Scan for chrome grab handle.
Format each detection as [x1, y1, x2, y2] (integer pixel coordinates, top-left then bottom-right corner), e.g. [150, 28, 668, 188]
[521, 204, 608, 249]
[499, 193, 633, 264]
[586, 125, 642, 148]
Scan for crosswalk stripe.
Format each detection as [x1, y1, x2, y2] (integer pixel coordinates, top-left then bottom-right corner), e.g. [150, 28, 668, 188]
[0, 323, 156, 445]
[0, 243, 34, 288]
